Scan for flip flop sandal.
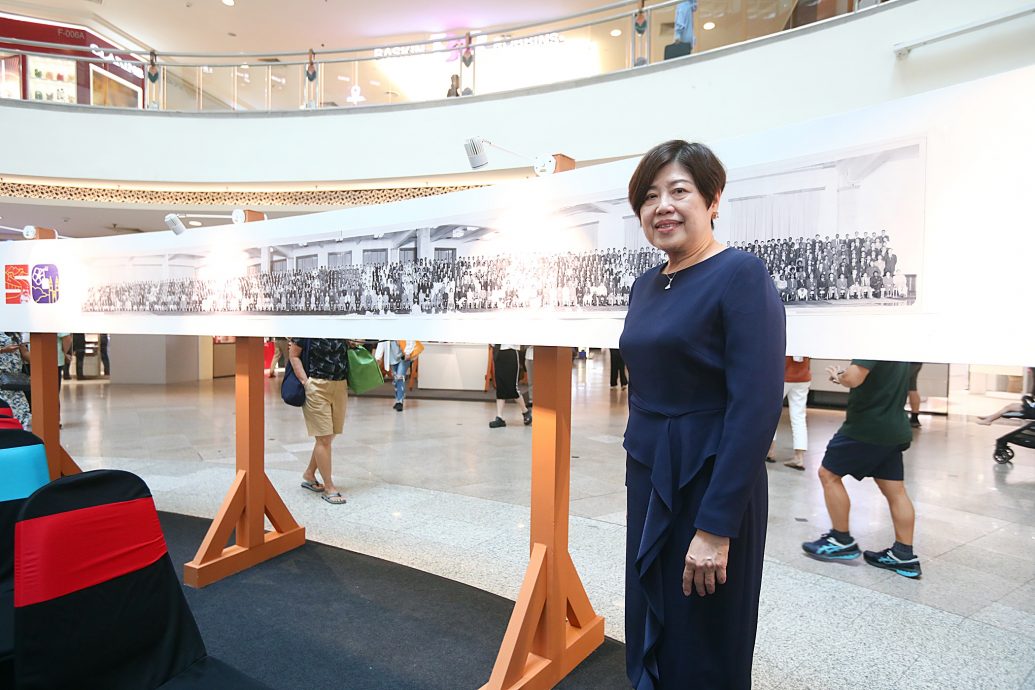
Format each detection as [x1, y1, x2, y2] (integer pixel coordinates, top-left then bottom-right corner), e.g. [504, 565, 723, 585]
[300, 480, 324, 492]
[321, 492, 347, 505]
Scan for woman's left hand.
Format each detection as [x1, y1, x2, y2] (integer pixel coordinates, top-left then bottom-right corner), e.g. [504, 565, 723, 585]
[683, 530, 730, 597]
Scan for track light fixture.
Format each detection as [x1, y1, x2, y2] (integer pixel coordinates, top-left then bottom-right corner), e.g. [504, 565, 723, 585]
[463, 137, 574, 176]
[164, 209, 266, 234]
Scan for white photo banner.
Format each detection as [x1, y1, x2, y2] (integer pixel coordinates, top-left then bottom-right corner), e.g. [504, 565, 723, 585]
[2, 64, 1032, 364]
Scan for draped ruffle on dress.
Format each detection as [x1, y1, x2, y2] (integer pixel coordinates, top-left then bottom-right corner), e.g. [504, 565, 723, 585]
[619, 249, 785, 690]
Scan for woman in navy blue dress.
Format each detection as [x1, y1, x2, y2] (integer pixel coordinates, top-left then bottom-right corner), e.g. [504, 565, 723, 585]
[620, 141, 785, 689]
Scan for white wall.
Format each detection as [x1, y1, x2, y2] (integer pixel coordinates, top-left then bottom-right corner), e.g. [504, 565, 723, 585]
[1, 0, 1033, 185]
[110, 334, 201, 384]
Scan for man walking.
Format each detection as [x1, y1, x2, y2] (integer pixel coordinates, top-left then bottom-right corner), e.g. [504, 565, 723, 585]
[289, 337, 350, 505]
[802, 360, 921, 578]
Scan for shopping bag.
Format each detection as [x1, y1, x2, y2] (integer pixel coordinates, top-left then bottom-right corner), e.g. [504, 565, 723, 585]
[346, 347, 384, 395]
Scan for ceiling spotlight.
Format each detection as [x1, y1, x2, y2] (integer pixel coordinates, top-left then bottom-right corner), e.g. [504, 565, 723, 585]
[188, 220, 202, 227]
[222, 0, 235, 6]
[464, 137, 568, 176]
[164, 213, 187, 235]
[703, 21, 716, 30]
[22, 225, 37, 239]
[610, 29, 622, 37]
[464, 137, 489, 169]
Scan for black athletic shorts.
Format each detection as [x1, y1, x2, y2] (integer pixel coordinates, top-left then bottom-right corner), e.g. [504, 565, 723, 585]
[821, 431, 909, 481]
[908, 363, 922, 392]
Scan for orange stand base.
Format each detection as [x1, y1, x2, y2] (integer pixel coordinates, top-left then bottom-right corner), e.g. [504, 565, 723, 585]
[482, 346, 604, 690]
[184, 336, 305, 588]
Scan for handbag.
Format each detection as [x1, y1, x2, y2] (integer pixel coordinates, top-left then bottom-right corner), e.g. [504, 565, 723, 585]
[280, 339, 309, 407]
[0, 370, 31, 393]
[346, 347, 384, 395]
[663, 41, 692, 60]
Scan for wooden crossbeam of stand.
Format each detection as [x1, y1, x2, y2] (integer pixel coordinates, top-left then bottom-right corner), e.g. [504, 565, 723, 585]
[482, 345, 604, 690]
[184, 336, 305, 588]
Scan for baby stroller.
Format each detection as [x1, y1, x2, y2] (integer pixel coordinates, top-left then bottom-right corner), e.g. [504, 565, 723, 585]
[993, 395, 1035, 464]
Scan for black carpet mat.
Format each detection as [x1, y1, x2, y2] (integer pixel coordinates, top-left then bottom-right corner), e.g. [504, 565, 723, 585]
[159, 512, 628, 690]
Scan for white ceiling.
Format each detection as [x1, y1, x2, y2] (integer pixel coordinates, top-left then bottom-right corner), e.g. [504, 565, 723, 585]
[0, 0, 628, 55]
[0, 0, 633, 237]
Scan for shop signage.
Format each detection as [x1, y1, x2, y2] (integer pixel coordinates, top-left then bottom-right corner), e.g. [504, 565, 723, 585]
[492, 33, 564, 49]
[374, 44, 426, 58]
[90, 44, 144, 79]
[55, 27, 87, 42]
[373, 31, 564, 60]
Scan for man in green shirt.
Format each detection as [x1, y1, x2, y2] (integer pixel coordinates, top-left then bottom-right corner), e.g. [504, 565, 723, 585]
[801, 360, 921, 578]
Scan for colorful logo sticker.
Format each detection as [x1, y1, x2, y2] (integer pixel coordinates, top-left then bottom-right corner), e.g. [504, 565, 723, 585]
[5, 264, 28, 304]
[30, 264, 60, 303]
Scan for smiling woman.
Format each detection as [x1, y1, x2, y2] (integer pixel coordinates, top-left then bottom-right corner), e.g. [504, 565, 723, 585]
[619, 139, 786, 690]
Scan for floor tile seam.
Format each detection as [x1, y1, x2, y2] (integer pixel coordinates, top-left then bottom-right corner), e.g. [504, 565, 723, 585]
[934, 537, 1035, 576]
[963, 608, 1035, 647]
[982, 578, 1035, 614]
[566, 488, 627, 502]
[912, 500, 1016, 528]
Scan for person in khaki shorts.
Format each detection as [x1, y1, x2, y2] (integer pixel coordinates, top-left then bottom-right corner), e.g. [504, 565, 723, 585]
[289, 337, 350, 505]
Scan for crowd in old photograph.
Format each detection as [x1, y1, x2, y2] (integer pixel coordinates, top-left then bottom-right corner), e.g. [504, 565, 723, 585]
[81, 230, 912, 315]
[81, 247, 661, 315]
[731, 230, 911, 302]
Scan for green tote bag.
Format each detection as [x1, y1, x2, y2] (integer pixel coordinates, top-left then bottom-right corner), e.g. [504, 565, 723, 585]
[346, 347, 385, 394]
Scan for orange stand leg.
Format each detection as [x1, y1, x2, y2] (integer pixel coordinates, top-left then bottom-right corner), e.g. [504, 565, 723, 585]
[28, 228, 81, 479]
[482, 345, 604, 690]
[184, 336, 305, 588]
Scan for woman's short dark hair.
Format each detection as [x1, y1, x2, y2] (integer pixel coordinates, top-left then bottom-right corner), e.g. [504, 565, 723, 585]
[628, 140, 727, 220]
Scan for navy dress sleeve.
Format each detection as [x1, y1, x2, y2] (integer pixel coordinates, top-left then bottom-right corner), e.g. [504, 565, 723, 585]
[695, 257, 786, 537]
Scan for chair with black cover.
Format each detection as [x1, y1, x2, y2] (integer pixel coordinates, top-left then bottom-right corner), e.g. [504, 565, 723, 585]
[13, 469, 271, 689]
[0, 430, 50, 688]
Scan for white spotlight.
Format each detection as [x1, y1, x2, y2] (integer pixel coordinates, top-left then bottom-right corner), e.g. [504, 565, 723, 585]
[164, 213, 187, 235]
[464, 137, 489, 169]
[22, 225, 37, 239]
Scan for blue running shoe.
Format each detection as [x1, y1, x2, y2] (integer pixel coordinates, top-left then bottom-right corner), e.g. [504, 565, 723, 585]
[802, 532, 861, 561]
[863, 547, 922, 578]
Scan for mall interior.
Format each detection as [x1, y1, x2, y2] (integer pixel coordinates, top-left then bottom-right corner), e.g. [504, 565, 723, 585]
[1, 1, 1035, 688]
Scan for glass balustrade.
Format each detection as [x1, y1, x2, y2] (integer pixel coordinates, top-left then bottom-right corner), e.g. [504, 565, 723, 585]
[0, 0, 892, 112]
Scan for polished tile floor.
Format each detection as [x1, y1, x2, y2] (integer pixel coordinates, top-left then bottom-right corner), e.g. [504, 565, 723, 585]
[56, 356, 1035, 690]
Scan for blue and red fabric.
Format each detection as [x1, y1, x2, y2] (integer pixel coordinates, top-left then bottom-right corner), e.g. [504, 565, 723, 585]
[0, 430, 49, 687]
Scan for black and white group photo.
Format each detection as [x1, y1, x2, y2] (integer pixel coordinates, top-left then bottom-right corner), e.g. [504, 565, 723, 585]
[79, 140, 925, 318]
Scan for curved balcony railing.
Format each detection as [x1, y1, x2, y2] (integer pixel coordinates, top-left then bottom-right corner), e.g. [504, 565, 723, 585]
[0, 0, 893, 112]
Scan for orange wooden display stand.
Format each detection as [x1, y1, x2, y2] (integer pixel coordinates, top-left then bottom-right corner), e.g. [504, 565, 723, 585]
[27, 227, 82, 480]
[184, 336, 305, 587]
[184, 210, 304, 587]
[482, 345, 604, 690]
